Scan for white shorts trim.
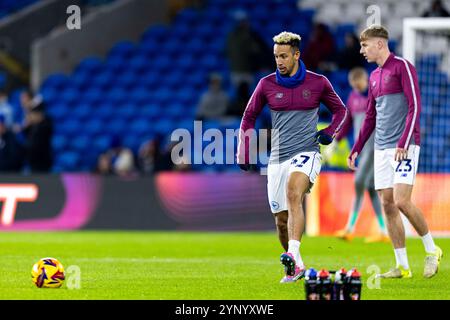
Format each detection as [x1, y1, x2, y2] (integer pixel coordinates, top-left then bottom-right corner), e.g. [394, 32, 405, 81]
[267, 151, 322, 213]
[374, 145, 420, 190]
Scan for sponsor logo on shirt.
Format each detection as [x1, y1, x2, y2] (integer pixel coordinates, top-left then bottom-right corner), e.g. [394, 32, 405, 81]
[275, 93, 284, 99]
[302, 89, 311, 99]
[372, 80, 377, 87]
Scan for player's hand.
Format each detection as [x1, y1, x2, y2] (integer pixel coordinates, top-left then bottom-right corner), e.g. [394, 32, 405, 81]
[395, 148, 408, 162]
[348, 152, 358, 171]
[316, 130, 333, 145]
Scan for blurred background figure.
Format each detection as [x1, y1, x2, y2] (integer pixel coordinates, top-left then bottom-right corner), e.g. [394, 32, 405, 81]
[301, 22, 335, 71]
[22, 102, 53, 173]
[196, 73, 229, 121]
[226, 10, 272, 90]
[155, 141, 191, 172]
[138, 138, 161, 175]
[226, 81, 250, 118]
[96, 137, 136, 177]
[335, 33, 366, 70]
[330, 67, 389, 243]
[0, 90, 14, 128]
[422, 0, 450, 17]
[0, 114, 24, 172]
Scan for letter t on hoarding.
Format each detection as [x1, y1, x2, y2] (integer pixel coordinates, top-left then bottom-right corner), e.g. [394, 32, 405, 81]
[0, 185, 39, 226]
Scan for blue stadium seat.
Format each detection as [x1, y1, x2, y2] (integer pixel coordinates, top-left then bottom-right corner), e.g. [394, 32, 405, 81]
[139, 105, 162, 120]
[56, 119, 80, 136]
[47, 103, 69, 122]
[107, 41, 136, 59]
[93, 135, 113, 153]
[75, 57, 104, 74]
[173, 8, 199, 27]
[153, 118, 175, 136]
[115, 103, 139, 121]
[165, 103, 185, 120]
[184, 38, 204, 55]
[129, 118, 152, 134]
[175, 88, 197, 106]
[106, 118, 128, 136]
[84, 119, 104, 136]
[201, 54, 220, 71]
[139, 40, 158, 55]
[122, 134, 145, 153]
[152, 87, 172, 105]
[329, 70, 349, 88]
[114, 70, 138, 90]
[71, 71, 90, 90]
[59, 87, 79, 105]
[104, 88, 127, 105]
[203, 6, 223, 25]
[56, 151, 80, 171]
[70, 135, 91, 152]
[176, 119, 195, 133]
[151, 56, 172, 71]
[72, 102, 92, 121]
[129, 87, 151, 104]
[141, 24, 170, 43]
[91, 71, 117, 90]
[128, 53, 148, 73]
[52, 135, 68, 153]
[82, 87, 103, 103]
[105, 55, 126, 73]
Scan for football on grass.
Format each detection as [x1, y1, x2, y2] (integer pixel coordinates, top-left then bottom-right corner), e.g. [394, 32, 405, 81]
[31, 257, 65, 288]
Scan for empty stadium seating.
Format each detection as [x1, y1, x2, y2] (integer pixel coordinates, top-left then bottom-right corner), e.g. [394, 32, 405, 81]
[8, 0, 448, 173]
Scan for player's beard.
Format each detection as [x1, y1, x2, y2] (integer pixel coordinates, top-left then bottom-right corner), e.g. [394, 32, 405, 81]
[279, 64, 293, 76]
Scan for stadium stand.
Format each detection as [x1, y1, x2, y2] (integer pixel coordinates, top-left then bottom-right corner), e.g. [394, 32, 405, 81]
[4, 0, 450, 173]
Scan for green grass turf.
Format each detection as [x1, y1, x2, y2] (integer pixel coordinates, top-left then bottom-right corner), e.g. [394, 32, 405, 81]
[0, 231, 448, 300]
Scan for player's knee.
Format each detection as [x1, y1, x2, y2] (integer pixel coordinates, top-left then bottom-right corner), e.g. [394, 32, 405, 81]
[381, 197, 395, 211]
[394, 198, 410, 213]
[286, 186, 302, 204]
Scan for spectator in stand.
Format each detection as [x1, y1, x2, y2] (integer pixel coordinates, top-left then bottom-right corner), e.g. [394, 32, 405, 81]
[301, 22, 335, 71]
[422, 0, 450, 17]
[22, 103, 53, 173]
[15, 89, 46, 133]
[226, 81, 251, 117]
[138, 138, 160, 175]
[196, 73, 229, 121]
[96, 136, 136, 177]
[336, 33, 366, 70]
[0, 115, 24, 172]
[226, 10, 272, 89]
[0, 90, 14, 128]
[156, 140, 191, 172]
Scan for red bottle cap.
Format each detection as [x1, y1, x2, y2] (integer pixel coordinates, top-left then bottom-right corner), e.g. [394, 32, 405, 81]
[351, 269, 361, 278]
[318, 269, 330, 278]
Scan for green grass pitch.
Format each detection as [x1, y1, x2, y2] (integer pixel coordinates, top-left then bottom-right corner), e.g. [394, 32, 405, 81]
[0, 231, 448, 300]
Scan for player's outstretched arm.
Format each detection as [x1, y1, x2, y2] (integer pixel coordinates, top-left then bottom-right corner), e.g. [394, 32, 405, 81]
[318, 77, 348, 145]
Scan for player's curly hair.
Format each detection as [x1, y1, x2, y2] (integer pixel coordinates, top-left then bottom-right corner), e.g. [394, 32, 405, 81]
[273, 31, 301, 50]
[360, 25, 389, 41]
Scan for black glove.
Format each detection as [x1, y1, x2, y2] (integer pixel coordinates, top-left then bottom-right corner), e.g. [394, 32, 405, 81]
[238, 164, 257, 171]
[316, 130, 333, 145]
